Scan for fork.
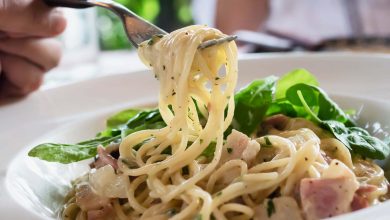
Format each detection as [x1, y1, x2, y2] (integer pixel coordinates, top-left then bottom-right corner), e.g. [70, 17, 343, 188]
[43, 0, 236, 49]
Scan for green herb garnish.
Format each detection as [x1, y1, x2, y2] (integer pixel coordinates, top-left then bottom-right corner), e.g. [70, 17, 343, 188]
[267, 199, 276, 217]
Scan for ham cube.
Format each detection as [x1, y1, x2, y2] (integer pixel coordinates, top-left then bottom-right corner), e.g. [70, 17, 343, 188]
[300, 177, 358, 219]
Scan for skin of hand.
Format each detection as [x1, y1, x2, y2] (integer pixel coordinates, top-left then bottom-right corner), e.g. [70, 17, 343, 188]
[0, 0, 66, 98]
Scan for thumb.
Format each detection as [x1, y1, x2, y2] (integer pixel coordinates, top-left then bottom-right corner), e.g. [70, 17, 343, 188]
[0, 0, 67, 37]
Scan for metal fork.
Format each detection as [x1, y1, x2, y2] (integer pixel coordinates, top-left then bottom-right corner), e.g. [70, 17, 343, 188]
[43, 0, 236, 49]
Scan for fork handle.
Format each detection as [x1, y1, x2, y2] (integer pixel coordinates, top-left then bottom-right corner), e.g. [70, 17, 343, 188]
[43, 0, 92, 9]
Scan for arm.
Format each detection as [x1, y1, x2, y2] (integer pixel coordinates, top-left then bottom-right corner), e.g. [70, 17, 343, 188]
[215, 0, 269, 35]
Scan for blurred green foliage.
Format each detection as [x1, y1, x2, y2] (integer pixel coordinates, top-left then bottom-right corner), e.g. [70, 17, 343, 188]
[97, 0, 193, 50]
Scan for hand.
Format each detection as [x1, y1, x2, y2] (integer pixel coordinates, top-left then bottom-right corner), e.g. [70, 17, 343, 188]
[0, 0, 66, 98]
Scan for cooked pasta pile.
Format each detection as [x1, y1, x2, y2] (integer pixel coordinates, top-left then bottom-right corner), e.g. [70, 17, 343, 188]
[61, 25, 388, 220]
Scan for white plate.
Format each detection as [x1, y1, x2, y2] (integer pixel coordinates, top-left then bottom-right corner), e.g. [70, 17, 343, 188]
[1, 52, 390, 219]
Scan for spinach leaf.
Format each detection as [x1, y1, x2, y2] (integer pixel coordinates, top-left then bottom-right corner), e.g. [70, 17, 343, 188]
[322, 121, 390, 159]
[266, 101, 297, 118]
[199, 142, 217, 158]
[106, 109, 142, 128]
[290, 87, 390, 160]
[275, 69, 319, 99]
[232, 76, 277, 136]
[28, 136, 117, 164]
[98, 109, 164, 138]
[266, 69, 319, 119]
[28, 143, 97, 164]
[28, 109, 166, 164]
[285, 83, 353, 124]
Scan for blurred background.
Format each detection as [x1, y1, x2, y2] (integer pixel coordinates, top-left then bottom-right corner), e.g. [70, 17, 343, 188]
[50, 0, 194, 87]
[61, 0, 193, 59]
[50, 0, 390, 88]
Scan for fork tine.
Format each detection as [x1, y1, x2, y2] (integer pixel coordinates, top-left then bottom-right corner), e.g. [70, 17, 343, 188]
[198, 35, 237, 49]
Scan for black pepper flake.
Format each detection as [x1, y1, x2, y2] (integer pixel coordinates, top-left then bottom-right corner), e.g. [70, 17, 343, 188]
[166, 208, 177, 217]
[335, 162, 339, 165]
[163, 65, 166, 70]
[171, 76, 174, 80]
[215, 77, 220, 80]
[227, 147, 233, 154]
[304, 157, 308, 161]
[182, 166, 189, 175]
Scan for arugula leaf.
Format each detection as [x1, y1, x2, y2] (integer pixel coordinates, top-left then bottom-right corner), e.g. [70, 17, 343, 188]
[232, 76, 277, 136]
[275, 69, 319, 99]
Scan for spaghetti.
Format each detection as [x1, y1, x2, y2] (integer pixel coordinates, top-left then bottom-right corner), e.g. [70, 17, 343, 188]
[61, 25, 388, 220]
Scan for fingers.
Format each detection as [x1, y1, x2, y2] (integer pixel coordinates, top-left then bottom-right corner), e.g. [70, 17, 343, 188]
[0, 53, 44, 96]
[0, 38, 62, 71]
[0, 0, 67, 37]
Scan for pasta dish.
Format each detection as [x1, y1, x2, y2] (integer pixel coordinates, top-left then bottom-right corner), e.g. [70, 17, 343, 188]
[28, 25, 390, 220]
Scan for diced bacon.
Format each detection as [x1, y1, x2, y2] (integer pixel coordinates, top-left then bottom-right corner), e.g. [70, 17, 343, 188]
[262, 114, 290, 131]
[356, 184, 377, 194]
[87, 204, 115, 220]
[351, 185, 377, 211]
[254, 197, 303, 220]
[76, 183, 111, 211]
[91, 146, 118, 170]
[221, 129, 260, 166]
[351, 194, 369, 211]
[300, 177, 358, 219]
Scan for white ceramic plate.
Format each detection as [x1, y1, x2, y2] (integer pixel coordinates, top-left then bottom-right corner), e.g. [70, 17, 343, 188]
[1, 53, 390, 219]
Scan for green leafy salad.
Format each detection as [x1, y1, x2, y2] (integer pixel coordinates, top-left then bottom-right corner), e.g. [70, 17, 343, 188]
[28, 69, 390, 163]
